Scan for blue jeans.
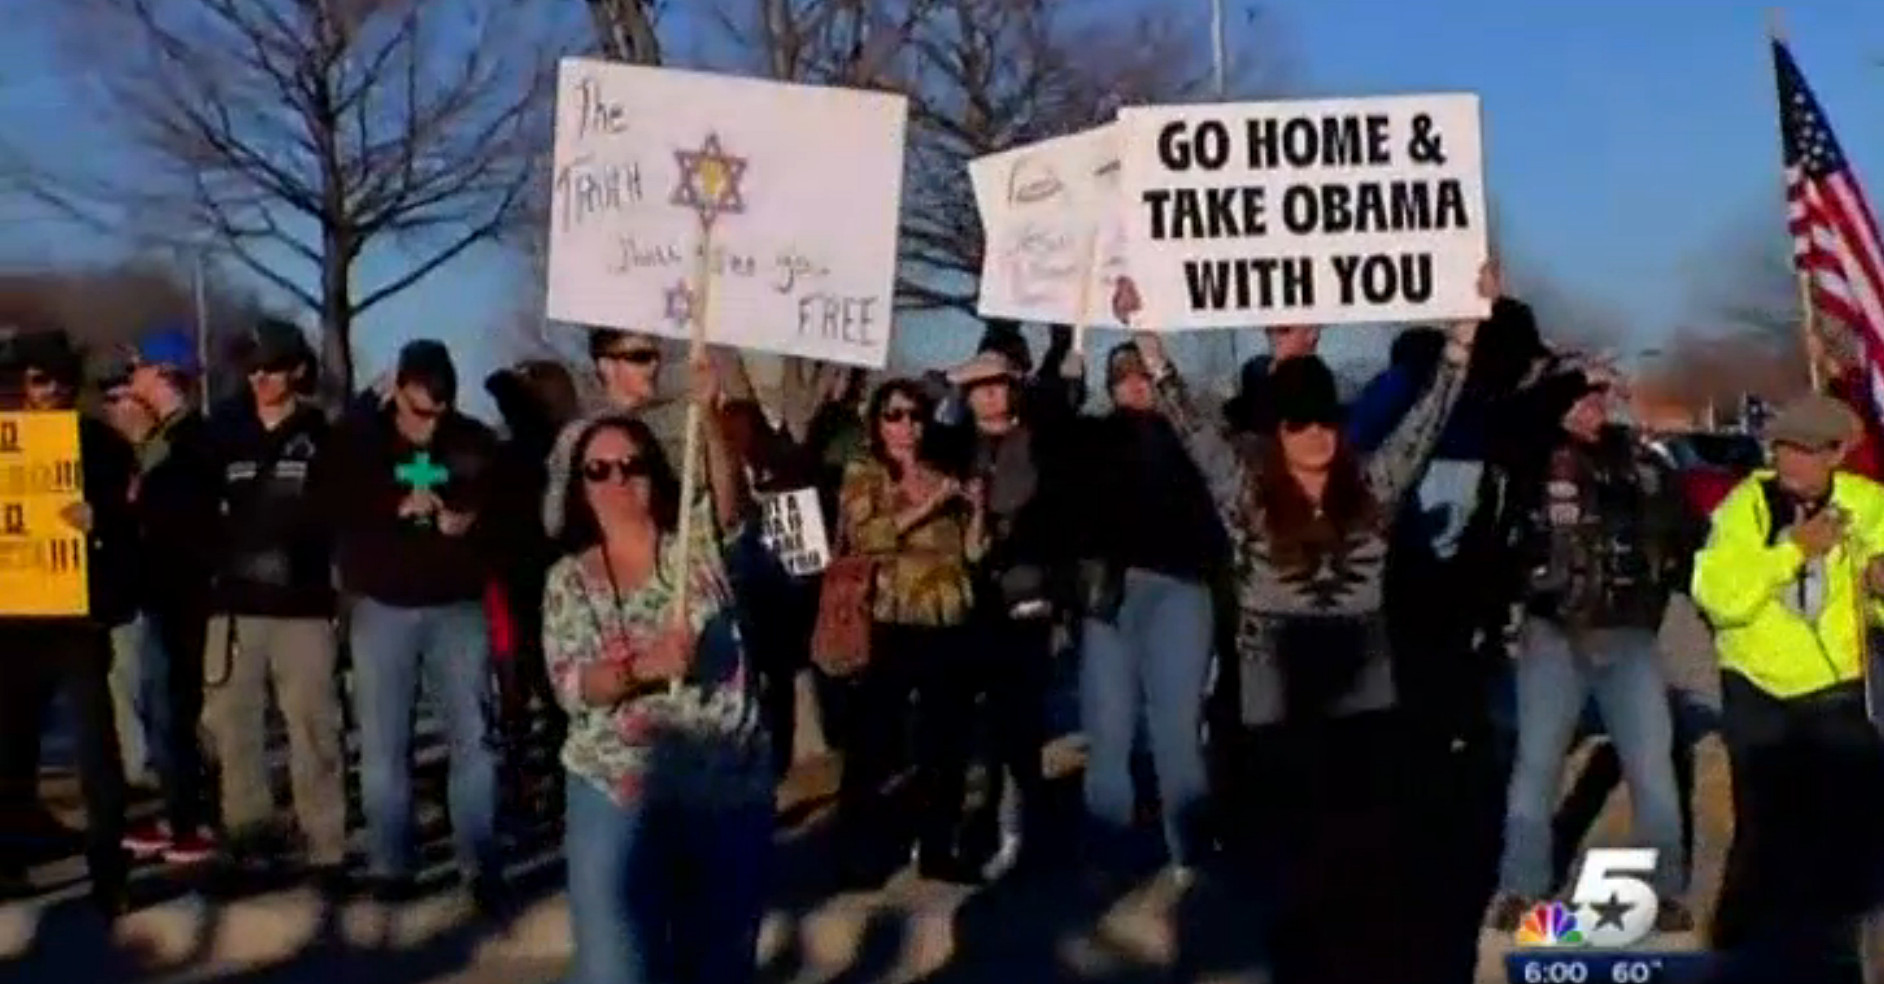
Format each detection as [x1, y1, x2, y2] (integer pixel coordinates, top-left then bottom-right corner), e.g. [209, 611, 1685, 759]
[349, 598, 498, 878]
[1499, 619, 1686, 898]
[107, 616, 158, 786]
[1080, 567, 1214, 865]
[564, 780, 772, 984]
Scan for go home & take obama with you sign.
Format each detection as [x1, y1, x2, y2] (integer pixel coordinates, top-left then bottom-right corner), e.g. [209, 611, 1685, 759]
[1116, 93, 1489, 330]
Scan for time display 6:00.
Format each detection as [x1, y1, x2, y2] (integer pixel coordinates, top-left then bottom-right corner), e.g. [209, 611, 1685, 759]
[1508, 953, 1709, 984]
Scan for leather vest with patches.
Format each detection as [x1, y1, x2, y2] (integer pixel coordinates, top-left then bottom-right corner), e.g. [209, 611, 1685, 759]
[1519, 433, 1670, 631]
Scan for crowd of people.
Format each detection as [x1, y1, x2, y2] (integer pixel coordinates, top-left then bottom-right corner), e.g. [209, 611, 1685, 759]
[4, 260, 1884, 984]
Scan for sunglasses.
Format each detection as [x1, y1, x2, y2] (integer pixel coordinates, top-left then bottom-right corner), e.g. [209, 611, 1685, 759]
[582, 457, 652, 484]
[879, 407, 921, 424]
[600, 349, 660, 366]
[249, 359, 298, 376]
[1279, 416, 1340, 433]
[23, 371, 54, 388]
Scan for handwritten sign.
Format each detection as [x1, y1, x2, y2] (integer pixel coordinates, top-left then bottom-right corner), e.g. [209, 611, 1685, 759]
[758, 488, 829, 577]
[969, 125, 1130, 327]
[0, 412, 88, 617]
[545, 59, 908, 368]
[1116, 94, 1490, 330]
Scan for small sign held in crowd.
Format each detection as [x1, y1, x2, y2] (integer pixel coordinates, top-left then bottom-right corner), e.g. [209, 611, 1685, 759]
[0, 411, 89, 617]
[544, 59, 907, 369]
[1115, 93, 1490, 329]
[758, 488, 830, 577]
[969, 124, 1130, 327]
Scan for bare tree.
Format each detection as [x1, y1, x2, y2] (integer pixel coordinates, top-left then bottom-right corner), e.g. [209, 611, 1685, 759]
[5, 0, 574, 396]
[586, 0, 664, 63]
[683, 0, 1282, 412]
[888, 0, 1280, 314]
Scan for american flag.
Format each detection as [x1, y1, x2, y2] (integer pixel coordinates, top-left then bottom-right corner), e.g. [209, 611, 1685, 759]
[1776, 39, 1884, 413]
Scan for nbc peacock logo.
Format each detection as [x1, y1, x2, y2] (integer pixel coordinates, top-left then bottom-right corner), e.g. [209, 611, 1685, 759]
[1514, 901, 1586, 948]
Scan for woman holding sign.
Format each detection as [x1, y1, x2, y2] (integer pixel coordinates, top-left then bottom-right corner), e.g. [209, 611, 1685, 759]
[1115, 270, 1488, 984]
[539, 354, 771, 984]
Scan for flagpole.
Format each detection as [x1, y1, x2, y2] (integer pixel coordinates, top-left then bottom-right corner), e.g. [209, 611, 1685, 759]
[1799, 271, 1825, 392]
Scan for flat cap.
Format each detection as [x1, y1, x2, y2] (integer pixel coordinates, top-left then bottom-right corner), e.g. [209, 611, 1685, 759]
[1767, 393, 1859, 451]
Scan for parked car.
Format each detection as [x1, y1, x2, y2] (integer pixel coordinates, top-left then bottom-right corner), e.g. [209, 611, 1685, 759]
[1648, 431, 1765, 518]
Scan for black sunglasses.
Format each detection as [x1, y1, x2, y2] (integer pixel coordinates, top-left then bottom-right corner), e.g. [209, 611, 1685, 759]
[23, 370, 54, 388]
[1280, 415, 1340, 433]
[879, 407, 921, 424]
[582, 457, 652, 484]
[599, 348, 660, 366]
[249, 359, 298, 376]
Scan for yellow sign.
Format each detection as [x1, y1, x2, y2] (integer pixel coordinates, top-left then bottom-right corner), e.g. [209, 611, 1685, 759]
[0, 411, 88, 617]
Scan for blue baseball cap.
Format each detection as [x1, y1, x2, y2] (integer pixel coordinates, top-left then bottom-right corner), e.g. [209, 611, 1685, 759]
[135, 326, 199, 373]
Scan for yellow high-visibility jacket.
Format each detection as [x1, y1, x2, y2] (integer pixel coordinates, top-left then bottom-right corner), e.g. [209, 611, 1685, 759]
[1692, 469, 1884, 699]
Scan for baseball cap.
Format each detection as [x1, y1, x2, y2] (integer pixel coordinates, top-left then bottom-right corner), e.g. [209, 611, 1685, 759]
[1767, 393, 1858, 451]
[134, 325, 199, 373]
[395, 339, 457, 405]
[249, 318, 312, 369]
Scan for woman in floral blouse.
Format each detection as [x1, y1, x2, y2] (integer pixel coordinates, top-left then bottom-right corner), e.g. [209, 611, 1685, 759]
[832, 377, 988, 888]
[540, 356, 771, 984]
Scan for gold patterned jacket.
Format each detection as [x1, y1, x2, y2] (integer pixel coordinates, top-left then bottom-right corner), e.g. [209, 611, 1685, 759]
[836, 459, 982, 627]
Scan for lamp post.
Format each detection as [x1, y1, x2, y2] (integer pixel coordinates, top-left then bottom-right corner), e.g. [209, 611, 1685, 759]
[1210, 0, 1227, 98]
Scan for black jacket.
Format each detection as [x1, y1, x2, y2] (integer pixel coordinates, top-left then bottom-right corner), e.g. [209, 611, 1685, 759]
[322, 403, 499, 608]
[134, 408, 221, 610]
[80, 416, 140, 627]
[1508, 424, 1690, 632]
[1071, 409, 1228, 583]
[207, 399, 336, 618]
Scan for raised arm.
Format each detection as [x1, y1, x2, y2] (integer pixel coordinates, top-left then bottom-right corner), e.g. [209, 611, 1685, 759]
[1137, 337, 1247, 525]
[1111, 278, 1245, 523]
[1364, 346, 1468, 506]
[1364, 264, 1502, 503]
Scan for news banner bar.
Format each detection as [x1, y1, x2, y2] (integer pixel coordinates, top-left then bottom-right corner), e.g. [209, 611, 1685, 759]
[1508, 950, 1712, 984]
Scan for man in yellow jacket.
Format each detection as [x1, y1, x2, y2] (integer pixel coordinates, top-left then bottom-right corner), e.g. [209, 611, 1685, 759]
[1692, 393, 1884, 982]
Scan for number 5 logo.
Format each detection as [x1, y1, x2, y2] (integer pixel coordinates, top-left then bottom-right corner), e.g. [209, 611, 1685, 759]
[1569, 848, 1659, 947]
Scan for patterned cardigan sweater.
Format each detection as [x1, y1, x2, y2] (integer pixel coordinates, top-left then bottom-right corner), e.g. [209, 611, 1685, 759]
[1155, 357, 1466, 726]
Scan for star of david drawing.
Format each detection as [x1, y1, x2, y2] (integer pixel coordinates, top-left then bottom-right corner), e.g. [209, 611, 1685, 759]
[663, 279, 698, 328]
[670, 133, 747, 227]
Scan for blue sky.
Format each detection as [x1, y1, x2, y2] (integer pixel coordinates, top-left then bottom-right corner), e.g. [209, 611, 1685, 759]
[4, 1, 1882, 413]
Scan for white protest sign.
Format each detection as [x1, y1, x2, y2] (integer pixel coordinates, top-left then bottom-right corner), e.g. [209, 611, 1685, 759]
[969, 125, 1129, 327]
[1116, 94, 1489, 330]
[545, 58, 907, 368]
[759, 488, 830, 577]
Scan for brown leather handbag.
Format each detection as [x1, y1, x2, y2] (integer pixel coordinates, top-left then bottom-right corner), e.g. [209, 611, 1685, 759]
[811, 529, 876, 678]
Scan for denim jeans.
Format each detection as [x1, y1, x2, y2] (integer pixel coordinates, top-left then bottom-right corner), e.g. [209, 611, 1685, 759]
[1499, 619, 1686, 898]
[564, 780, 771, 984]
[349, 597, 498, 879]
[146, 601, 210, 834]
[106, 617, 157, 788]
[1080, 567, 1214, 866]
